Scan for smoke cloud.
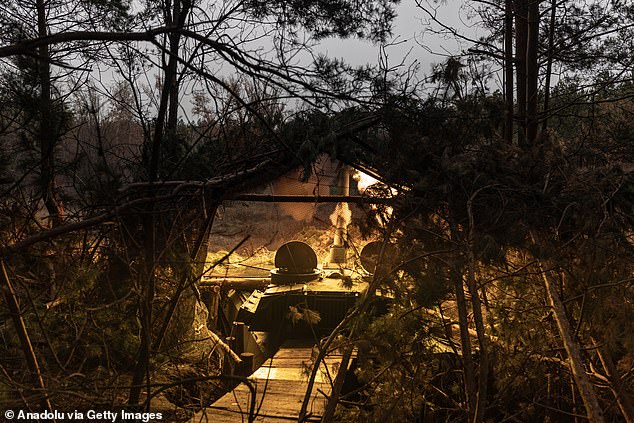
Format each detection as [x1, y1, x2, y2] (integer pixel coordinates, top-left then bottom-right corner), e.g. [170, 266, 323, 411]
[271, 155, 338, 221]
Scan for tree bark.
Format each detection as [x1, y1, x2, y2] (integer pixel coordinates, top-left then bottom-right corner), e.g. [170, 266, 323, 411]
[451, 223, 477, 420]
[321, 344, 354, 423]
[467, 194, 489, 423]
[37, 0, 62, 226]
[466, 262, 488, 423]
[533, 251, 605, 423]
[453, 269, 477, 419]
[127, 214, 156, 408]
[1, 261, 53, 412]
[593, 338, 634, 422]
[526, 0, 540, 146]
[167, 1, 189, 133]
[129, 1, 192, 407]
[504, 0, 514, 145]
[542, 0, 557, 134]
[514, 0, 528, 147]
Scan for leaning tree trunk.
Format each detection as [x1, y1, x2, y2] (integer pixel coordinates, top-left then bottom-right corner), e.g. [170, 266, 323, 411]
[533, 249, 605, 423]
[321, 343, 354, 423]
[592, 337, 634, 422]
[1, 261, 53, 412]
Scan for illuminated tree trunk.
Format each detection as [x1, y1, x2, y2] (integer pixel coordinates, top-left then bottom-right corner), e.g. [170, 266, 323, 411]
[1, 261, 53, 411]
[467, 193, 489, 423]
[593, 338, 634, 422]
[534, 256, 605, 423]
[450, 225, 477, 419]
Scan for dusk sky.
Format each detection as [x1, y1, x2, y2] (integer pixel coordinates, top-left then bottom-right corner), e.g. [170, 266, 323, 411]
[317, 1, 480, 74]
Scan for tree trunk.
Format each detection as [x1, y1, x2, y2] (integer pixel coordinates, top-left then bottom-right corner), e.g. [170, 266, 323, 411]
[128, 215, 157, 407]
[593, 338, 634, 422]
[322, 344, 354, 423]
[451, 223, 477, 419]
[526, 0, 540, 146]
[466, 263, 488, 423]
[542, 0, 557, 134]
[1, 261, 53, 412]
[453, 268, 477, 419]
[533, 252, 605, 422]
[167, 1, 187, 133]
[466, 197, 489, 423]
[37, 0, 62, 226]
[514, 0, 528, 147]
[504, 0, 514, 145]
[129, 1, 192, 407]
[466, 191, 491, 423]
